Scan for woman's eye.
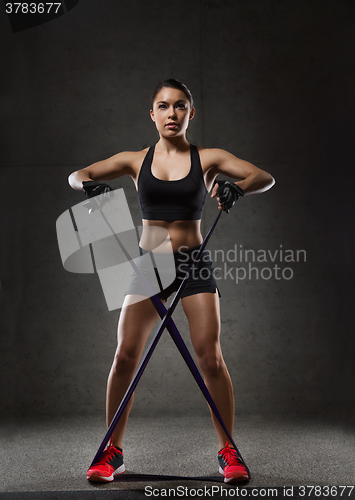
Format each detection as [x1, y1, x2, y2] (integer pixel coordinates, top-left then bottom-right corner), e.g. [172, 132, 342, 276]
[158, 104, 166, 109]
[177, 104, 186, 109]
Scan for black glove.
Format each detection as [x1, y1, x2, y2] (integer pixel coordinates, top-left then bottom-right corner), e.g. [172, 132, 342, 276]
[82, 180, 112, 198]
[213, 180, 244, 213]
[82, 181, 113, 213]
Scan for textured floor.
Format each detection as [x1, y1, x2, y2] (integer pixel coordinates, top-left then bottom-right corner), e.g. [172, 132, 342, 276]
[0, 413, 354, 499]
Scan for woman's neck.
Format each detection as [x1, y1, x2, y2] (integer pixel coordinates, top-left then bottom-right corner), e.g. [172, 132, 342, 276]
[156, 135, 190, 154]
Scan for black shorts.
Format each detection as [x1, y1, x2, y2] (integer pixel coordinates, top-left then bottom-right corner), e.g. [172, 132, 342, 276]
[125, 244, 221, 301]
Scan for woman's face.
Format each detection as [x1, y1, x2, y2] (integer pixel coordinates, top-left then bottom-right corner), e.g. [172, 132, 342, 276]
[150, 87, 195, 138]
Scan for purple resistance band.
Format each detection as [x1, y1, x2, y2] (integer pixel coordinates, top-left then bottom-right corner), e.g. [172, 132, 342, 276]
[89, 208, 250, 479]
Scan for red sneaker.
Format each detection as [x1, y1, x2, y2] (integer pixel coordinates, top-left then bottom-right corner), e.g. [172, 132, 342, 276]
[218, 442, 249, 483]
[87, 445, 125, 482]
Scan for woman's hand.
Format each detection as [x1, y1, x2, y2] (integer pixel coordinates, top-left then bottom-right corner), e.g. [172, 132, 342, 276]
[82, 181, 112, 198]
[81, 181, 114, 213]
[211, 180, 244, 213]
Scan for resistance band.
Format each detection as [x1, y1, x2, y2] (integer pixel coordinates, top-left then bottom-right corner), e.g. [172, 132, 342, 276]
[89, 207, 250, 479]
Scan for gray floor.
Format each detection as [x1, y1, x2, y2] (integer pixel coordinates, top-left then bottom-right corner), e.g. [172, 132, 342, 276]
[1, 413, 354, 498]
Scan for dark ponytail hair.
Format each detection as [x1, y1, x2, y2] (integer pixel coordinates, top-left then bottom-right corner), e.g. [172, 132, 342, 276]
[151, 79, 194, 109]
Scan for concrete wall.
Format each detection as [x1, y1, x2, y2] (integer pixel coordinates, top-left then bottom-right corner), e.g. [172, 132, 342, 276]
[1, 0, 354, 420]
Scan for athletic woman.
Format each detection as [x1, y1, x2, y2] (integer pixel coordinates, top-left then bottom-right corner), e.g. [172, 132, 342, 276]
[68, 79, 275, 483]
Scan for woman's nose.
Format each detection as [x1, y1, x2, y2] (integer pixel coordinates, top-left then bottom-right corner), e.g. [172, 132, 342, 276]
[168, 107, 176, 118]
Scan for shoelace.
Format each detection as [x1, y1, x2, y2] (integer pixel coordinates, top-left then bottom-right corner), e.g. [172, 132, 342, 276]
[95, 445, 119, 465]
[220, 443, 244, 466]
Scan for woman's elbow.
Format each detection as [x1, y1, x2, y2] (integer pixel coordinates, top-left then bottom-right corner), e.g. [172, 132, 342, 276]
[266, 172, 276, 189]
[68, 170, 85, 191]
[261, 171, 275, 192]
[68, 171, 76, 189]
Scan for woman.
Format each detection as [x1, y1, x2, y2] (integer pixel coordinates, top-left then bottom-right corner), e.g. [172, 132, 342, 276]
[68, 79, 275, 483]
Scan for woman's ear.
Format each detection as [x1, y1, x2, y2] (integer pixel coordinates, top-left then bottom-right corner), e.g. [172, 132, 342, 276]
[150, 109, 156, 122]
[189, 107, 195, 120]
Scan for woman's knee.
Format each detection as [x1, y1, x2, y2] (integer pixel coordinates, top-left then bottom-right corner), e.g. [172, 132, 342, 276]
[196, 349, 223, 378]
[111, 347, 140, 377]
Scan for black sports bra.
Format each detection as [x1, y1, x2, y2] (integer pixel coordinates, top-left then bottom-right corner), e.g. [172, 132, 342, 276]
[137, 144, 208, 221]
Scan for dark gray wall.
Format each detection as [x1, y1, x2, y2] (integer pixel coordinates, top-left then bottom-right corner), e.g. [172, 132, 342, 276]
[1, 0, 354, 420]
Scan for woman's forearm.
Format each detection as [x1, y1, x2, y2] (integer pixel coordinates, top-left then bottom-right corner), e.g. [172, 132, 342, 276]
[236, 170, 275, 195]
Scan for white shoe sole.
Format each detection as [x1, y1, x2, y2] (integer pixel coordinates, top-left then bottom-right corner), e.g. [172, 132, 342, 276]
[219, 466, 249, 483]
[87, 463, 125, 482]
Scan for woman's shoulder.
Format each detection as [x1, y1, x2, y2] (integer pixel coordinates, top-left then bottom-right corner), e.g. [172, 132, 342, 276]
[88, 147, 152, 183]
[114, 146, 150, 161]
[112, 147, 151, 172]
[196, 146, 232, 171]
[196, 145, 230, 156]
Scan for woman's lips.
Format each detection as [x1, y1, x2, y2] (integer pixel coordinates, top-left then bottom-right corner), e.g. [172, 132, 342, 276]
[166, 123, 178, 129]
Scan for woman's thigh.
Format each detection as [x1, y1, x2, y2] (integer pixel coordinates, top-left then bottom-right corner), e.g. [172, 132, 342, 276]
[116, 294, 165, 358]
[181, 291, 221, 356]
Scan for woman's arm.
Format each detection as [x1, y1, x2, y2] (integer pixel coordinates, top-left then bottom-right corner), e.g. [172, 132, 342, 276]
[207, 149, 275, 199]
[68, 151, 137, 190]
